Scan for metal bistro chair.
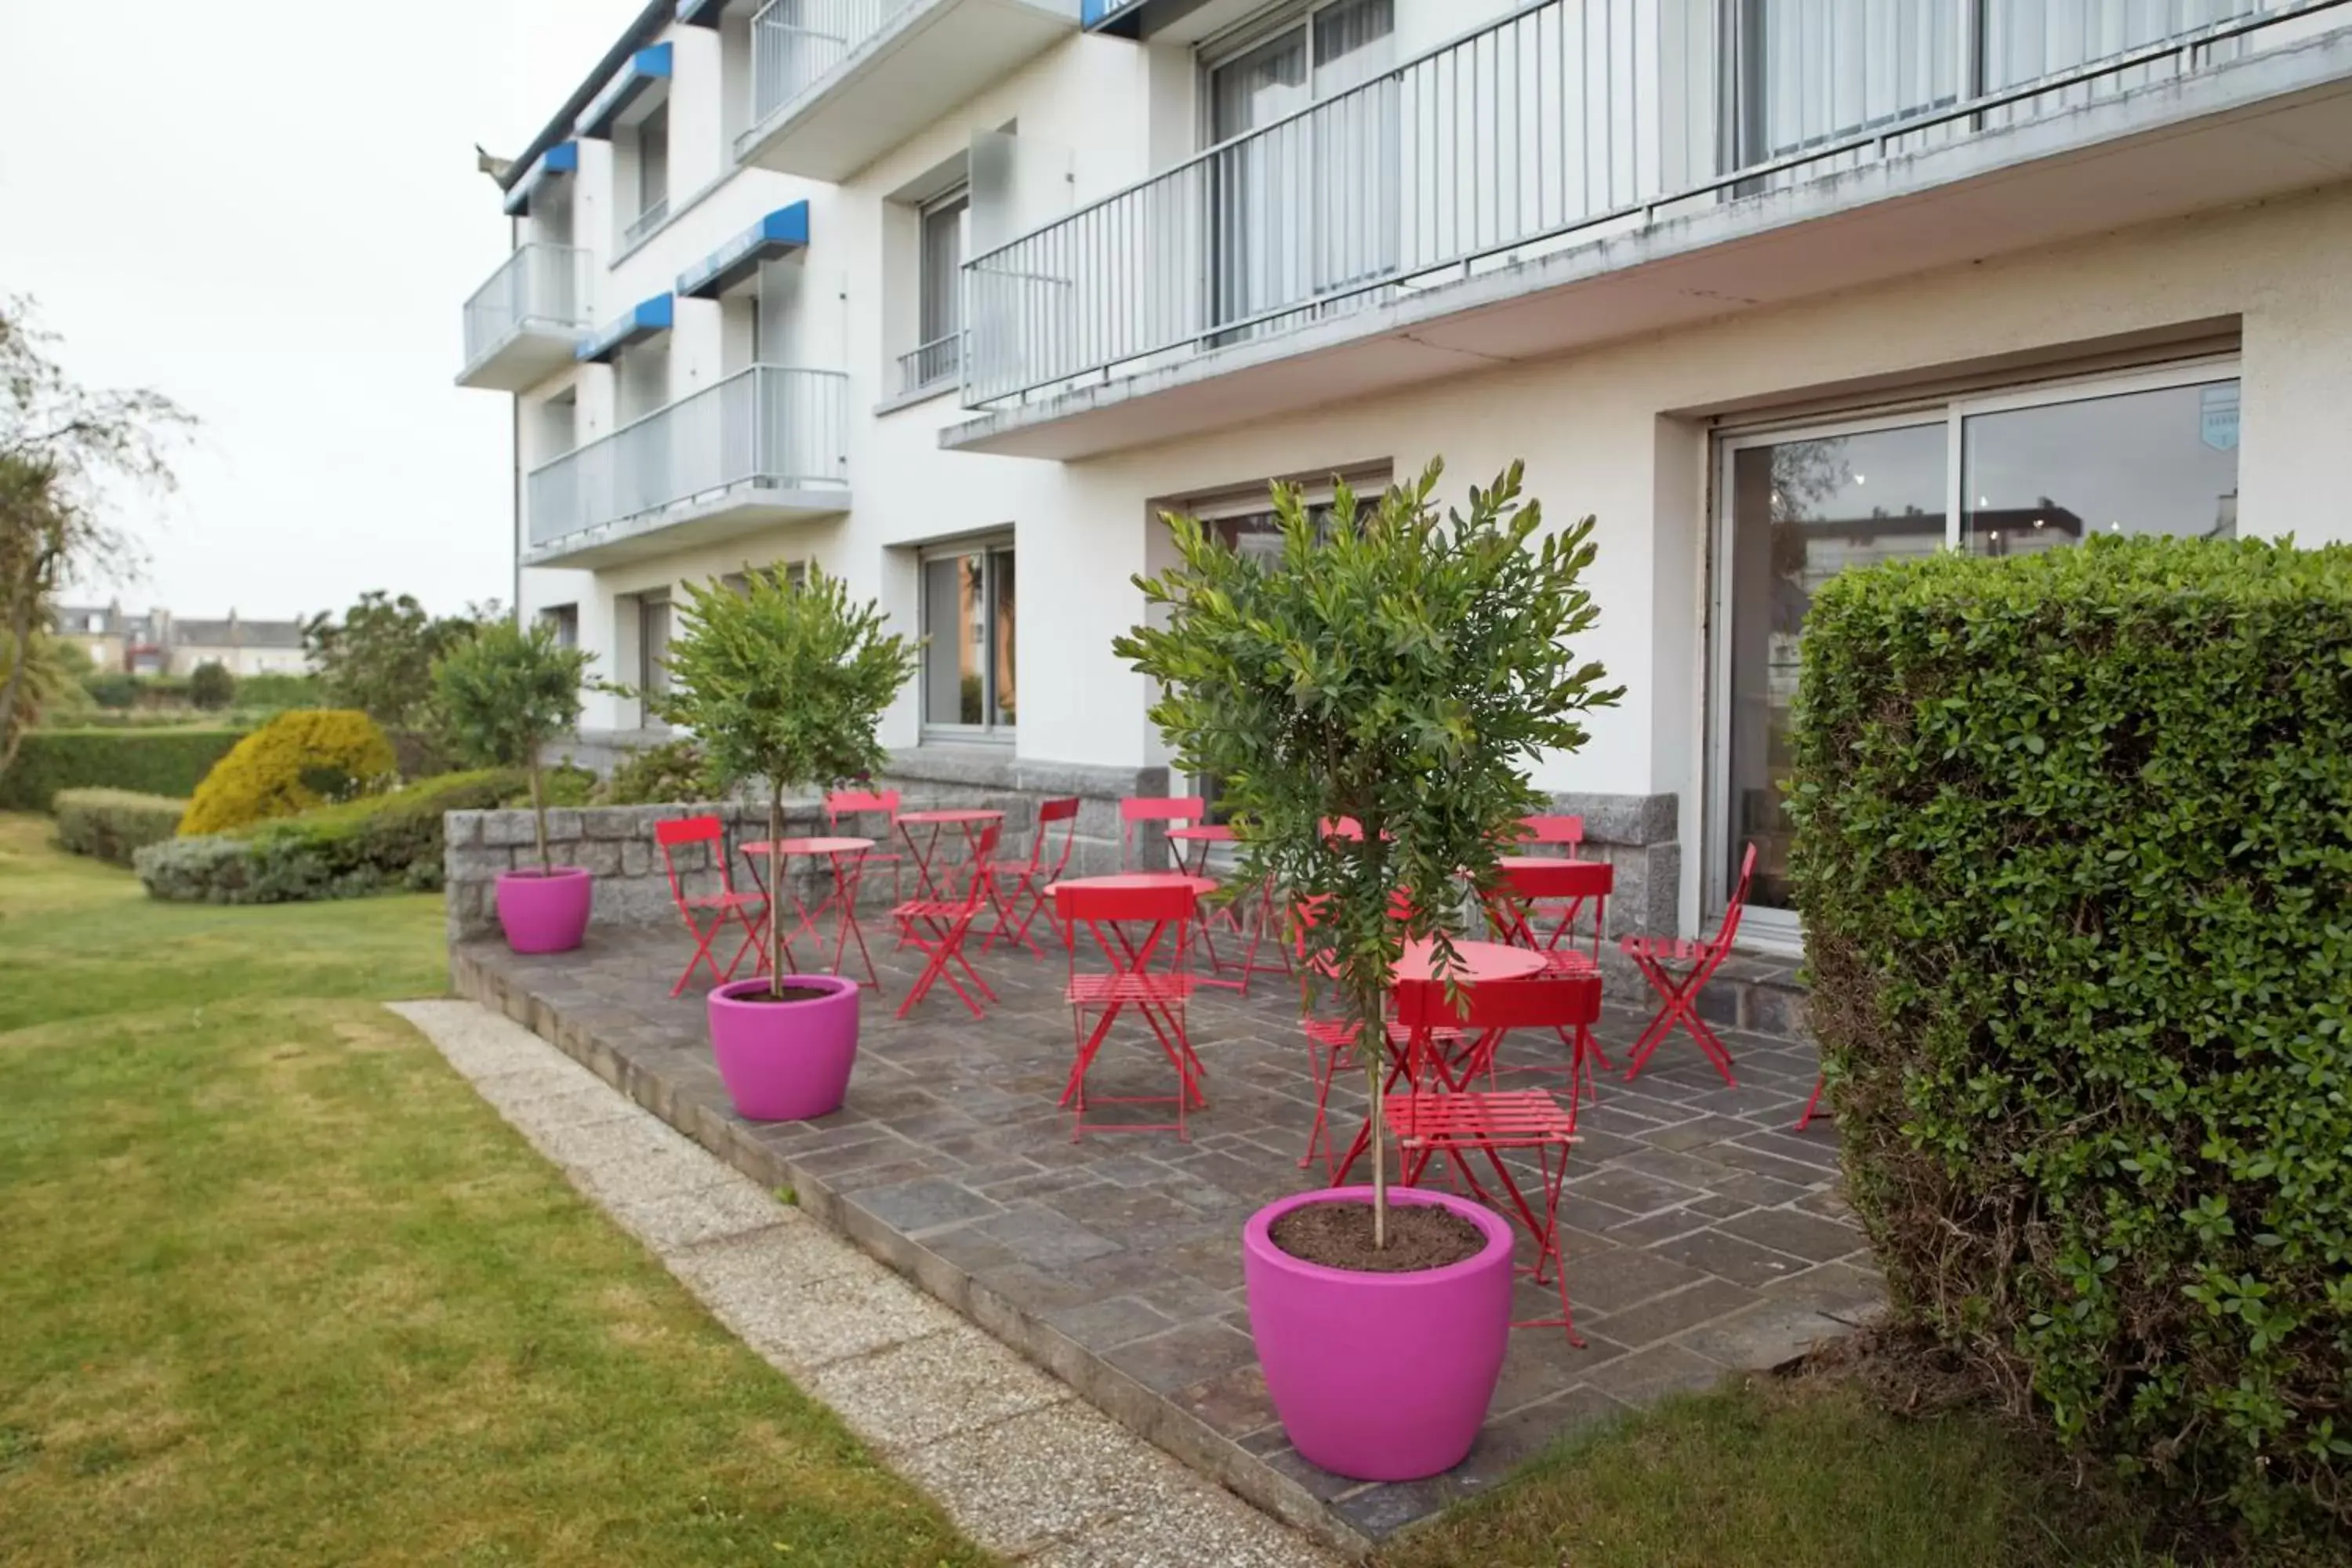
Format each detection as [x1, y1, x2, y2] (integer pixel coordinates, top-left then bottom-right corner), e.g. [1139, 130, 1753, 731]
[1388, 974, 1596, 1344]
[982, 797, 1080, 959]
[1055, 878, 1205, 1142]
[654, 815, 768, 997]
[826, 788, 906, 910]
[1621, 844, 1758, 1087]
[891, 822, 1001, 1020]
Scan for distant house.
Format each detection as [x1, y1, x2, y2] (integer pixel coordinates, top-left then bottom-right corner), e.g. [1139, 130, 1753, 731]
[47, 602, 313, 677]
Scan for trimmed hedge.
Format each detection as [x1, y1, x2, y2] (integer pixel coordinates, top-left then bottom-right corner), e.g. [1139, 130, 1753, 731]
[136, 769, 522, 905]
[1788, 535, 2352, 1535]
[53, 789, 190, 867]
[0, 728, 245, 812]
[179, 710, 397, 836]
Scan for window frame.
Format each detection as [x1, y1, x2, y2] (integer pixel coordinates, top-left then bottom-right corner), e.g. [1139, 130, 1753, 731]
[1705, 354, 2242, 949]
[916, 534, 1015, 745]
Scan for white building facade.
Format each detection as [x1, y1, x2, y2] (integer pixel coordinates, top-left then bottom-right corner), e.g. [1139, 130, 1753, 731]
[460, 0, 2352, 949]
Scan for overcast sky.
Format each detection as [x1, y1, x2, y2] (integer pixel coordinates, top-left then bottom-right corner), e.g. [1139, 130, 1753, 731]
[0, 0, 647, 620]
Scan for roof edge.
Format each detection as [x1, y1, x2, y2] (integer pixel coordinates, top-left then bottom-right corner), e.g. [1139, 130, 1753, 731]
[496, 0, 676, 194]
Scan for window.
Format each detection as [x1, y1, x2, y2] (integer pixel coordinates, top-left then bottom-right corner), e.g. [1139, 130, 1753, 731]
[539, 604, 579, 648]
[912, 185, 968, 391]
[1712, 361, 2241, 945]
[637, 591, 673, 730]
[719, 561, 809, 595]
[626, 103, 670, 245]
[919, 541, 1014, 738]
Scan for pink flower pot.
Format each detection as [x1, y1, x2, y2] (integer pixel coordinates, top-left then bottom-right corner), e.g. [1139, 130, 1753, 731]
[707, 975, 862, 1122]
[1243, 1185, 1515, 1482]
[494, 866, 593, 954]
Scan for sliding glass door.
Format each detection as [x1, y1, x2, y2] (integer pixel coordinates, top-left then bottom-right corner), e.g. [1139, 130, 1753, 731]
[1711, 361, 2241, 947]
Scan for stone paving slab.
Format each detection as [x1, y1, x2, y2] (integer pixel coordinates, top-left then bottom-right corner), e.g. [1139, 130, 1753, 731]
[447, 920, 1879, 1554]
[390, 999, 1335, 1568]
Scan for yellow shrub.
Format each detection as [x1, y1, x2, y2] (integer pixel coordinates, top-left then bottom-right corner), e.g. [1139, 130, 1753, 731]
[178, 710, 397, 837]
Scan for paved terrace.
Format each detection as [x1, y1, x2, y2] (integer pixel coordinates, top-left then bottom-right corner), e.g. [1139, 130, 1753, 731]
[452, 916, 1880, 1555]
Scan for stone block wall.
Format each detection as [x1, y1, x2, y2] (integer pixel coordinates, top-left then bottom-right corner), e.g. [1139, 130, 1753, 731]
[444, 801, 832, 943]
[1540, 790, 1682, 939]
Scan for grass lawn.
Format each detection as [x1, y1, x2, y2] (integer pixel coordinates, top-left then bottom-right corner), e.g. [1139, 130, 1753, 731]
[0, 812, 992, 1567]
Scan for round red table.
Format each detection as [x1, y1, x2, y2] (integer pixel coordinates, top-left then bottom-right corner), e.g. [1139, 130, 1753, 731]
[741, 836, 878, 988]
[1044, 872, 1218, 898]
[895, 808, 1004, 899]
[1392, 936, 1548, 985]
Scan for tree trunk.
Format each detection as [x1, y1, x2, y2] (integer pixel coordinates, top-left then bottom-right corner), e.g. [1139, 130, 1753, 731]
[0, 560, 46, 780]
[768, 784, 786, 999]
[528, 763, 551, 877]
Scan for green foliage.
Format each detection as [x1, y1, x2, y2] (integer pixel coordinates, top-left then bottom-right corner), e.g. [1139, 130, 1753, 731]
[51, 788, 187, 866]
[178, 710, 397, 837]
[304, 590, 486, 733]
[650, 565, 918, 990]
[1786, 535, 2352, 1539]
[432, 617, 591, 875]
[591, 739, 711, 806]
[1116, 459, 1619, 1229]
[81, 670, 138, 709]
[0, 727, 242, 811]
[233, 670, 322, 713]
[186, 660, 234, 710]
[136, 768, 521, 905]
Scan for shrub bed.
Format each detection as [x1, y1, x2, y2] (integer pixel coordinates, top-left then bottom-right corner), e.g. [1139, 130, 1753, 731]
[0, 728, 245, 811]
[1788, 535, 2352, 1537]
[179, 710, 397, 836]
[137, 769, 521, 904]
[52, 789, 191, 867]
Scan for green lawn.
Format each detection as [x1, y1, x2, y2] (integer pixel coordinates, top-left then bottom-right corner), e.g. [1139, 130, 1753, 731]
[0, 813, 992, 1567]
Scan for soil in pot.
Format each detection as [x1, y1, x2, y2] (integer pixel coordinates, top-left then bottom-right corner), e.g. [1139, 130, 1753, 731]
[1268, 1199, 1486, 1273]
[731, 985, 837, 1004]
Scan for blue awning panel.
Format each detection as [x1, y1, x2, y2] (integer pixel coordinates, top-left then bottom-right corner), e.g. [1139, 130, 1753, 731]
[675, 0, 727, 25]
[502, 140, 580, 216]
[577, 294, 676, 363]
[675, 203, 811, 299]
[577, 43, 673, 140]
[1083, 0, 1210, 37]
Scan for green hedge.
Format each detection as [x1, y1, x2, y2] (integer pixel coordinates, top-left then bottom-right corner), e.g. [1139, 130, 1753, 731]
[136, 768, 522, 905]
[0, 728, 245, 812]
[1788, 535, 2352, 1537]
[52, 789, 190, 867]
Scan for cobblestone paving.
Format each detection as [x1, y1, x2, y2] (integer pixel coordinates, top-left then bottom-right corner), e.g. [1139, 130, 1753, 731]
[453, 916, 1878, 1551]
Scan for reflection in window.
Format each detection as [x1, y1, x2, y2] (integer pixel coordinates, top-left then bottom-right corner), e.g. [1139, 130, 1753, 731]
[1963, 380, 2239, 557]
[921, 546, 1014, 735]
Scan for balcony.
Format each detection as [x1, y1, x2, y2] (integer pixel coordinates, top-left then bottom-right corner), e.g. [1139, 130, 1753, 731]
[524, 366, 851, 568]
[456, 245, 591, 391]
[952, 0, 2352, 459]
[734, 0, 1080, 180]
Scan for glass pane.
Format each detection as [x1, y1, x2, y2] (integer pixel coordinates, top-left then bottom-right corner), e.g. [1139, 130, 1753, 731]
[1962, 380, 2240, 556]
[920, 192, 967, 346]
[923, 554, 984, 726]
[1741, 0, 1960, 162]
[1726, 423, 1947, 912]
[1984, 0, 2258, 92]
[989, 549, 1017, 728]
[1312, 0, 1393, 94]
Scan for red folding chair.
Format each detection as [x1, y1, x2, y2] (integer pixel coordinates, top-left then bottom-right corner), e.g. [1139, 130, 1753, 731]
[891, 823, 1000, 1019]
[1117, 796, 1210, 869]
[1479, 859, 1614, 1111]
[1290, 894, 1457, 1174]
[982, 797, 1080, 958]
[1621, 844, 1757, 1087]
[1795, 1069, 1831, 1131]
[655, 815, 768, 997]
[1389, 975, 1596, 1342]
[1515, 813, 1585, 853]
[1054, 879, 1204, 1141]
[827, 788, 905, 909]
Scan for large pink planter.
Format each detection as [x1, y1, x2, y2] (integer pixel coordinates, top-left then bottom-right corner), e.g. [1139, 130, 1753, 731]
[707, 975, 862, 1122]
[495, 866, 593, 954]
[1243, 1186, 1515, 1482]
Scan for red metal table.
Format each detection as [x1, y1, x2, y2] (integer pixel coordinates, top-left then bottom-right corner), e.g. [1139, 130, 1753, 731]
[1327, 938, 1548, 1186]
[741, 837, 879, 989]
[1046, 873, 1219, 1134]
[896, 808, 1005, 901]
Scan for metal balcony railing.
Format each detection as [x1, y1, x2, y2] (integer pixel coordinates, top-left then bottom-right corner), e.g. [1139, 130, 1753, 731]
[744, 0, 919, 140]
[622, 197, 672, 249]
[461, 244, 590, 367]
[963, 0, 2348, 405]
[896, 334, 961, 397]
[525, 365, 851, 551]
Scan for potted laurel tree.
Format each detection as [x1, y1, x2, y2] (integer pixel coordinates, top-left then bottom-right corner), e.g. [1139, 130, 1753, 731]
[435, 618, 595, 954]
[1116, 459, 1617, 1483]
[648, 565, 917, 1122]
